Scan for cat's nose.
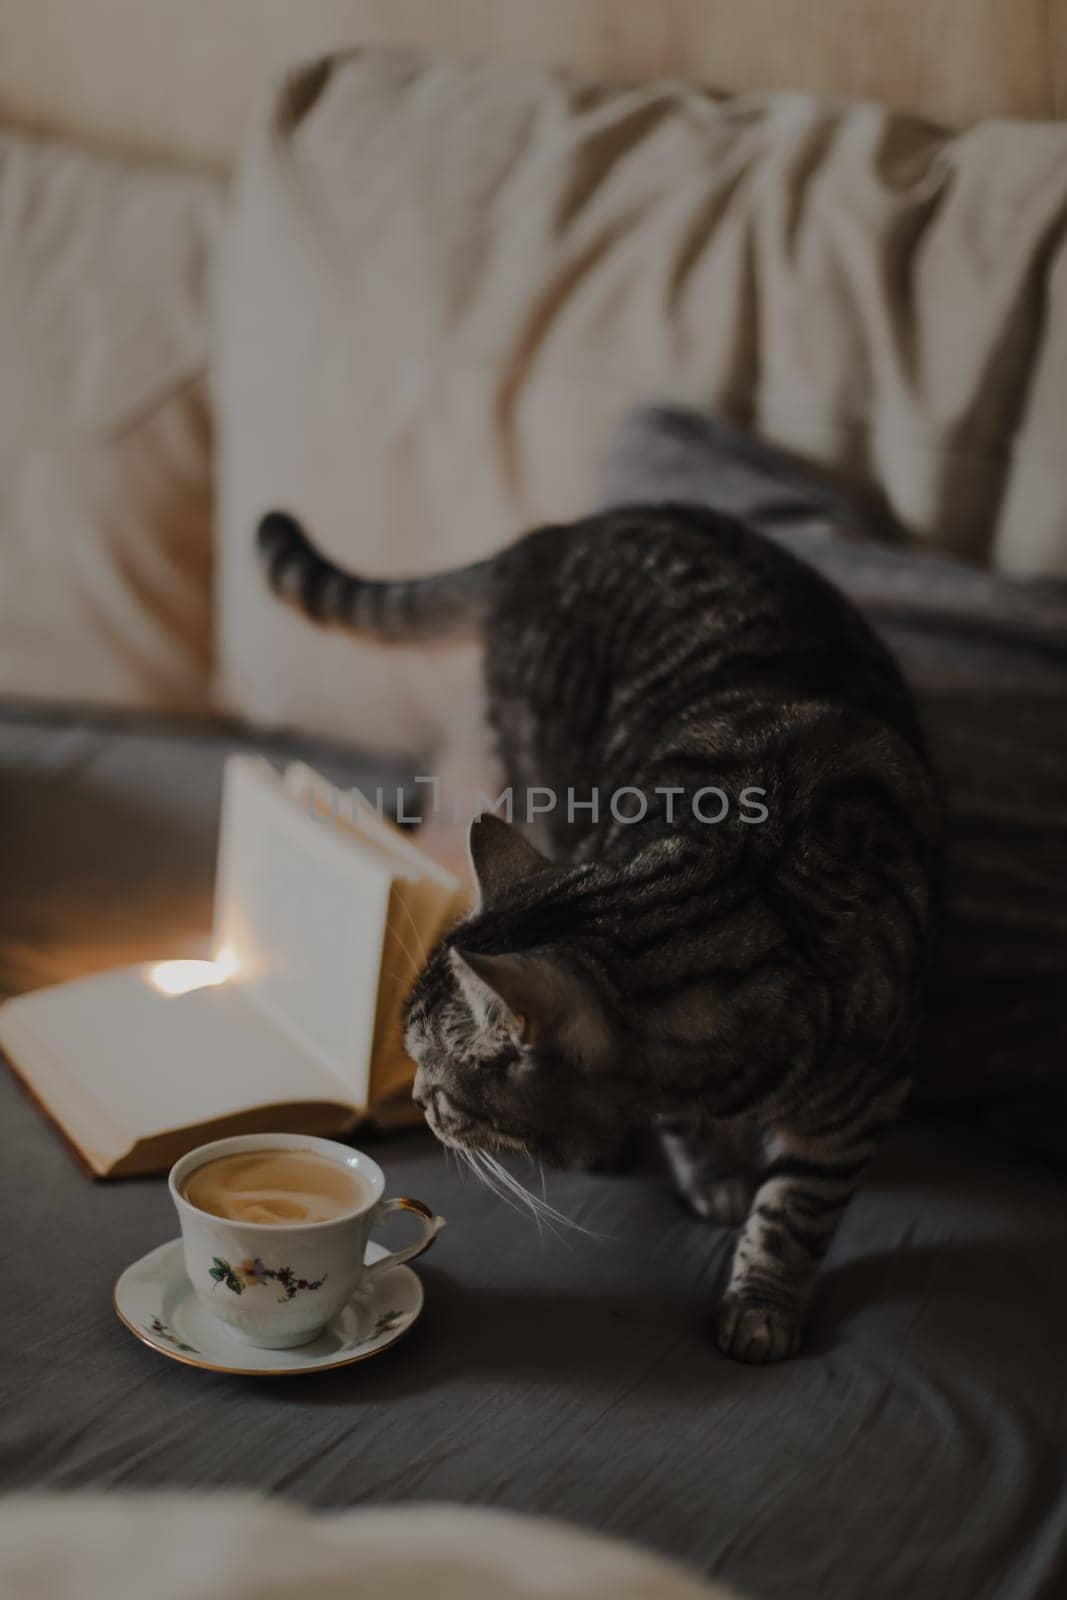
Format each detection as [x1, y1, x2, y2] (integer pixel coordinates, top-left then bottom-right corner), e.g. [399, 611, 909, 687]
[412, 1067, 430, 1110]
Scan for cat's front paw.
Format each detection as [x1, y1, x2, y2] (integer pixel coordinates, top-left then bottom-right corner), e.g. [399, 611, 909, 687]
[684, 1176, 755, 1227]
[716, 1295, 805, 1364]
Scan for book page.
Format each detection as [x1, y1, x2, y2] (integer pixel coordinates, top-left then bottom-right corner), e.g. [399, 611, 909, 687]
[283, 762, 459, 888]
[371, 872, 463, 1102]
[283, 761, 465, 1101]
[213, 758, 395, 1108]
[0, 968, 352, 1172]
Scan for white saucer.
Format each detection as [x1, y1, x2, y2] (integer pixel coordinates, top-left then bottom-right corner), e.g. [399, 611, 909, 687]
[114, 1238, 424, 1376]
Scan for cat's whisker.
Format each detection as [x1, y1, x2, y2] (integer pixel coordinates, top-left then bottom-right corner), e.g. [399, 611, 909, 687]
[481, 1151, 550, 1242]
[380, 921, 421, 987]
[478, 1151, 602, 1240]
[461, 1148, 545, 1239]
[446, 1139, 603, 1241]
[389, 888, 430, 972]
[461, 1149, 535, 1229]
[444, 1146, 465, 1185]
[520, 1146, 552, 1209]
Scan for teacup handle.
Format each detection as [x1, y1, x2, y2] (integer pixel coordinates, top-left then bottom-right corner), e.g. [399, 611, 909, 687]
[364, 1197, 445, 1278]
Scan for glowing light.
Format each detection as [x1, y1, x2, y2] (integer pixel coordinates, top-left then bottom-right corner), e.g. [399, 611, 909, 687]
[213, 945, 240, 980]
[148, 947, 240, 997]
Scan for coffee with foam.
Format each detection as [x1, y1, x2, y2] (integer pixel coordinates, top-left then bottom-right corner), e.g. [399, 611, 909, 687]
[182, 1149, 370, 1225]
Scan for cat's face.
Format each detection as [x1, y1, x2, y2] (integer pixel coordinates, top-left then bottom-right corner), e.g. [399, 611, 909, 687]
[403, 816, 634, 1168]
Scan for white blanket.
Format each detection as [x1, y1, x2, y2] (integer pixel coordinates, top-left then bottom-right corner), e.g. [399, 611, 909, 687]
[0, 1495, 739, 1600]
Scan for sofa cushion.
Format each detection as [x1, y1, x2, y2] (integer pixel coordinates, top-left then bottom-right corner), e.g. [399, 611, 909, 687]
[215, 47, 1067, 751]
[0, 130, 222, 713]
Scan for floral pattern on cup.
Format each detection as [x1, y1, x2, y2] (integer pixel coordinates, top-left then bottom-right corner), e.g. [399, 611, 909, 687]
[209, 1256, 328, 1303]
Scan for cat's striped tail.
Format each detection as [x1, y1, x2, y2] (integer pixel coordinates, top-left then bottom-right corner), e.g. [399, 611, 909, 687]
[257, 511, 493, 642]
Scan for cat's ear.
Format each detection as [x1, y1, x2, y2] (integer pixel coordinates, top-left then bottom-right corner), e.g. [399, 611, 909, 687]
[467, 813, 552, 909]
[450, 947, 604, 1059]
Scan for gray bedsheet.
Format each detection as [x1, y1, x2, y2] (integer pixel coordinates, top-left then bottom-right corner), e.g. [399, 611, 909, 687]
[1, 708, 1067, 1600]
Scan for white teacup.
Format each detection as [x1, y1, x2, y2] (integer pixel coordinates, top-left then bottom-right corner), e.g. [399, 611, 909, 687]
[169, 1133, 444, 1349]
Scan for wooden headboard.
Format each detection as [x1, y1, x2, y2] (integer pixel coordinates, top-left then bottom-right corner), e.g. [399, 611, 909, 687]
[0, 0, 1064, 169]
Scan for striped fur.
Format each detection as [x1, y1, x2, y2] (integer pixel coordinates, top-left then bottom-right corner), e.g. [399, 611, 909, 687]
[258, 512, 492, 641]
[260, 504, 940, 1362]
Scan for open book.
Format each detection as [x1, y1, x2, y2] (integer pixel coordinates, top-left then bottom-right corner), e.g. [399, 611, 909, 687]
[0, 757, 464, 1176]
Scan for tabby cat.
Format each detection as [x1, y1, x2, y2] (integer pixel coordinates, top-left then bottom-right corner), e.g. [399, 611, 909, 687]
[259, 504, 940, 1363]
